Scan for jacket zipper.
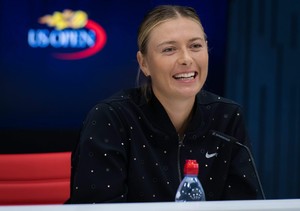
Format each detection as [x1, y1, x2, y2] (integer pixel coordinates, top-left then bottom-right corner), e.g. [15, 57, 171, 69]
[177, 134, 186, 182]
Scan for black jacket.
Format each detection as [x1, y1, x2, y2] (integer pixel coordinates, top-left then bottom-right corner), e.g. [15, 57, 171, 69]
[67, 88, 261, 203]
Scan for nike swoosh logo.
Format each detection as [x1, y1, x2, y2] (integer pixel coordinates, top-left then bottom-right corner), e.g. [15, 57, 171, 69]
[205, 152, 218, 159]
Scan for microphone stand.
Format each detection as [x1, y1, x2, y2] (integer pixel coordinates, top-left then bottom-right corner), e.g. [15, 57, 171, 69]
[210, 130, 266, 200]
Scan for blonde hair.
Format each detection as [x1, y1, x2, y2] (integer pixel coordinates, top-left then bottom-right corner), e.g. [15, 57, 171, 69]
[136, 5, 207, 99]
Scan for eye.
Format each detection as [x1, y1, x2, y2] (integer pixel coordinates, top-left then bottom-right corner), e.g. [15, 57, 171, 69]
[190, 43, 203, 50]
[162, 47, 176, 53]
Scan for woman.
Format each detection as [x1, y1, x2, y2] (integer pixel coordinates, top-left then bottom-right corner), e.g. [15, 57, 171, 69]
[67, 5, 262, 203]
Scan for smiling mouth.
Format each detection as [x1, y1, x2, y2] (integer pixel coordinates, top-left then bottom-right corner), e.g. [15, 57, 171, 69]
[173, 72, 198, 80]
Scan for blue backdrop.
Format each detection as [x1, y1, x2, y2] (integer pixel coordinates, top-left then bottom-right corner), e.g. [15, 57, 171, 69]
[0, 0, 228, 154]
[226, 0, 300, 199]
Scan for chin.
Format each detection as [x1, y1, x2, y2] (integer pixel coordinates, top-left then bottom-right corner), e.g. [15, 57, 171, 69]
[177, 89, 199, 99]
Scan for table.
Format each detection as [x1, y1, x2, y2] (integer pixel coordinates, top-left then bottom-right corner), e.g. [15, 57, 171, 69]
[0, 199, 299, 211]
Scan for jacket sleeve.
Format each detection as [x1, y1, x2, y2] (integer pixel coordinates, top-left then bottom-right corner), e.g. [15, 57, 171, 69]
[221, 106, 263, 200]
[66, 103, 129, 204]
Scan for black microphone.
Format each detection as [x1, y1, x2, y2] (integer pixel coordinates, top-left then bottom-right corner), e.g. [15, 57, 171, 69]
[210, 130, 266, 200]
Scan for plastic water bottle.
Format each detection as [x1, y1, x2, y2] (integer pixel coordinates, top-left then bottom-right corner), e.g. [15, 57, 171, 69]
[175, 159, 205, 202]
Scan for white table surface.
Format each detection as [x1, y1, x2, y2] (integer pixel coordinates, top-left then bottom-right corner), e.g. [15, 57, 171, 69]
[0, 199, 300, 211]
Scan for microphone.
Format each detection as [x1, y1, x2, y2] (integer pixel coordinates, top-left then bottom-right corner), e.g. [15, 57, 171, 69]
[210, 130, 266, 200]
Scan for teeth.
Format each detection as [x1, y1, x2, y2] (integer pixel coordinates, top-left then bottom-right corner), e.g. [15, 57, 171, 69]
[174, 72, 196, 79]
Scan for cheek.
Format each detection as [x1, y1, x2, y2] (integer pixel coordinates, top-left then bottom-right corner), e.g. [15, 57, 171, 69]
[199, 53, 209, 68]
[196, 54, 209, 80]
[147, 57, 170, 76]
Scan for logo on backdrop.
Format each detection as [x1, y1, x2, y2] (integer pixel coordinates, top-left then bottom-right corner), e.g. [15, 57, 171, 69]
[28, 9, 107, 60]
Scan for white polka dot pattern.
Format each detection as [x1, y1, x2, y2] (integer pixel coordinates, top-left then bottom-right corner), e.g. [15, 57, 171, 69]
[67, 89, 261, 204]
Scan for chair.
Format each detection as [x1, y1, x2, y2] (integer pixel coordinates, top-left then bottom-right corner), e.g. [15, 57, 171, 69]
[0, 152, 71, 205]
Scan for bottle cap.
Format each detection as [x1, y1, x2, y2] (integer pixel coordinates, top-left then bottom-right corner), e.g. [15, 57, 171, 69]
[184, 159, 199, 175]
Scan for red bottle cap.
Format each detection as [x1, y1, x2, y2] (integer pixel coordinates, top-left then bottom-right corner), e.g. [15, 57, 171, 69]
[184, 160, 199, 175]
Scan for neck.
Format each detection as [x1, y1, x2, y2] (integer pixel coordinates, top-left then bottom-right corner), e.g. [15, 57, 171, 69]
[155, 93, 195, 136]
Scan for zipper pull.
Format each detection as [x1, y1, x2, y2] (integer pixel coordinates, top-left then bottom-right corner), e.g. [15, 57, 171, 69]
[178, 134, 186, 147]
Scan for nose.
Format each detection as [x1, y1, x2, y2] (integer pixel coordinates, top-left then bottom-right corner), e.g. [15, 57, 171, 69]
[178, 49, 192, 66]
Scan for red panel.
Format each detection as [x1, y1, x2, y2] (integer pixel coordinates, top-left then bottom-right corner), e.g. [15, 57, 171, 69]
[0, 152, 71, 180]
[0, 152, 71, 205]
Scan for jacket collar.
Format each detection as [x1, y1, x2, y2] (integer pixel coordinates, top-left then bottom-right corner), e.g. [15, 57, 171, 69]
[140, 90, 208, 140]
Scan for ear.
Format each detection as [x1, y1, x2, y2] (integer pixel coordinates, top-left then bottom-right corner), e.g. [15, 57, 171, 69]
[137, 51, 150, 76]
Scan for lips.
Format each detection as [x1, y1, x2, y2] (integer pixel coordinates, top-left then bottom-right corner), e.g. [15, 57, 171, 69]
[173, 71, 198, 80]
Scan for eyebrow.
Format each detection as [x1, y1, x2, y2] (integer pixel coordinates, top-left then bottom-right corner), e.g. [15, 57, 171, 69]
[156, 37, 205, 48]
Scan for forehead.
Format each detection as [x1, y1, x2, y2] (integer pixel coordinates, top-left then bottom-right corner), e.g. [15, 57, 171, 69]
[148, 17, 205, 42]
